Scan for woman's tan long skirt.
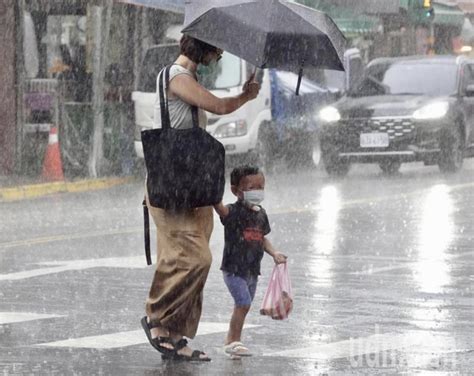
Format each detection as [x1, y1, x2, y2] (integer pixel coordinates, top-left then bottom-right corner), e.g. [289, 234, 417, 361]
[145, 195, 214, 339]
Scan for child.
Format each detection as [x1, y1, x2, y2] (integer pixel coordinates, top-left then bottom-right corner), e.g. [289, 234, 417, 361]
[213, 165, 287, 358]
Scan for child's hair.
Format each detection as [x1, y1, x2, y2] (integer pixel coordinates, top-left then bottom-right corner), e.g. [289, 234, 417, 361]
[230, 165, 261, 186]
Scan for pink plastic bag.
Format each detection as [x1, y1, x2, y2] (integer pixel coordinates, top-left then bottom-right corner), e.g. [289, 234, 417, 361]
[260, 263, 293, 320]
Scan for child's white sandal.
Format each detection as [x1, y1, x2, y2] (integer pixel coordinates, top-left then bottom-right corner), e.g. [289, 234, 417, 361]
[224, 341, 253, 357]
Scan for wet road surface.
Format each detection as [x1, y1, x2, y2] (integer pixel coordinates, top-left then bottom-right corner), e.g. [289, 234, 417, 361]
[1, 161, 473, 375]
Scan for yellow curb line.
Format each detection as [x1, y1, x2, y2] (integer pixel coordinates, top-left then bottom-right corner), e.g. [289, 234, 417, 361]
[0, 177, 134, 202]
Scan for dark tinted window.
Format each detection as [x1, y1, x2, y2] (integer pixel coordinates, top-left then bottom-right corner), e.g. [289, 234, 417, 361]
[137, 45, 180, 92]
[462, 64, 474, 91]
[350, 61, 458, 97]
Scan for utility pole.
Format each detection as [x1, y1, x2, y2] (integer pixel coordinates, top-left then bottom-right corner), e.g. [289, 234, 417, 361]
[15, 0, 25, 174]
[88, 0, 113, 178]
[133, 7, 144, 91]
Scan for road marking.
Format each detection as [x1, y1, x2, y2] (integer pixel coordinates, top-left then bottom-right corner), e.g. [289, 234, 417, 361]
[37, 322, 259, 349]
[0, 227, 142, 250]
[0, 256, 146, 281]
[267, 330, 456, 360]
[351, 250, 474, 276]
[1, 181, 472, 251]
[1, 249, 471, 281]
[270, 180, 474, 216]
[0, 312, 64, 325]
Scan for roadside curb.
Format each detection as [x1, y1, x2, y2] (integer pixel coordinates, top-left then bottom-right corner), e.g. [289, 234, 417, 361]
[0, 177, 135, 203]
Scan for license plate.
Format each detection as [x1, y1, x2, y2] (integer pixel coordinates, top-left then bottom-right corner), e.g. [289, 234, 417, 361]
[360, 133, 389, 148]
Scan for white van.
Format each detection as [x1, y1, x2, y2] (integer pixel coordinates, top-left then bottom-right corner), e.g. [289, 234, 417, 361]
[132, 43, 271, 160]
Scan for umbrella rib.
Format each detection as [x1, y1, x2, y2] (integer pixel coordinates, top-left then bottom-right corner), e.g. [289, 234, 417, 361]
[282, 1, 346, 66]
[183, 0, 346, 71]
[261, 0, 281, 68]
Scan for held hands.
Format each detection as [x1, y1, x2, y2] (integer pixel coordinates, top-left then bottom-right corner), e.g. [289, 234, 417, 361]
[273, 252, 288, 265]
[213, 201, 229, 218]
[242, 72, 260, 100]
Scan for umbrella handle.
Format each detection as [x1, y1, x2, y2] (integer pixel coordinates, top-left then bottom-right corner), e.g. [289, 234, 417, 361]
[296, 67, 303, 96]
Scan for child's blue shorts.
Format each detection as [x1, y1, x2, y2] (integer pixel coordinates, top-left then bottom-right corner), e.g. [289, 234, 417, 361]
[223, 271, 258, 307]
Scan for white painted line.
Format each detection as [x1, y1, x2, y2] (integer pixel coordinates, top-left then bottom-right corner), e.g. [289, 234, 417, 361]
[267, 330, 456, 360]
[350, 264, 413, 276]
[0, 227, 142, 250]
[37, 322, 259, 349]
[0, 312, 64, 325]
[0, 256, 146, 281]
[351, 250, 474, 276]
[38, 330, 146, 349]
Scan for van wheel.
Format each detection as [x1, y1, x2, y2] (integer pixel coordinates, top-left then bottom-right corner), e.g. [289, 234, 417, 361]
[379, 160, 401, 175]
[311, 136, 322, 168]
[438, 126, 464, 173]
[254, 135, 274, 172]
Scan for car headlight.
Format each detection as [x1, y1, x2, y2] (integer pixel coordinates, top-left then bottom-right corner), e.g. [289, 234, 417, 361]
[318, 106, 341, 123]
[213, 120, 247, 138]
[413, 101, 449, 120]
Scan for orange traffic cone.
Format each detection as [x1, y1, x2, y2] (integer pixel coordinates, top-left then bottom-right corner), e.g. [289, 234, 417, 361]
[42, 127, 64, 181]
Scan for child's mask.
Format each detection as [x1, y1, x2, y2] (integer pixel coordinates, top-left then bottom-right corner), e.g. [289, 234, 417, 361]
[243, 190, 264, 206]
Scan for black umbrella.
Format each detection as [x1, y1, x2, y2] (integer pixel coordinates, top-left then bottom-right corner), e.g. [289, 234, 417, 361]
[182, 0, 346, 95]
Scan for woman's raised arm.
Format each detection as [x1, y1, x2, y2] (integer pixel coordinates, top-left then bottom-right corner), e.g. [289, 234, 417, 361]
[169, 74, 260, 116]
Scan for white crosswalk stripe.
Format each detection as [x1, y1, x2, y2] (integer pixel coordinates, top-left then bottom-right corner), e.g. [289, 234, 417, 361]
[0, 256, 145, 281]
[2, 311, 466, 369]
[36, 323, 259, 349]
[268, 330, 457, 359]
[0, 312, 64, 325]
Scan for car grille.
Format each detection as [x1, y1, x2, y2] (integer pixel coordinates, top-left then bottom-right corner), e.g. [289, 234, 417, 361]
[343, 118, 415, 140]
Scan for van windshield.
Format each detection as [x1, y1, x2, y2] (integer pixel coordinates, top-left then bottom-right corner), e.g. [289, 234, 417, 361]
[138, 45, 180, 93]
[199, 52, 241, 90]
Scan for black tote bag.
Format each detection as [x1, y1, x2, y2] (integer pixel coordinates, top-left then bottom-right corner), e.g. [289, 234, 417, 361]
[141, 65, 225, 210]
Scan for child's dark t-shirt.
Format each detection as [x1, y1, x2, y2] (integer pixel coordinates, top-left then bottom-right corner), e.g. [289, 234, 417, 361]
[220, 200, 271, 277]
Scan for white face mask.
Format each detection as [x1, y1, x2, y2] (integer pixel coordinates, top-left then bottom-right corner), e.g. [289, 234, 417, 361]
[243, 190, 264, 206]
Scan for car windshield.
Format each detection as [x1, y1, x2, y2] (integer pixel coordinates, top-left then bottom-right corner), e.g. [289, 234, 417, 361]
[199, 52, 241, 90]
[349, 62, 458, 97]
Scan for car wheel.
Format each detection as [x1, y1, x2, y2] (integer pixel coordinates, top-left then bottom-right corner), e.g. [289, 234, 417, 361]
[321, 143, 350, 177]
[438, 126, 464, 173]
[285, 135, 318, 169]
[379, 160, 401, 175]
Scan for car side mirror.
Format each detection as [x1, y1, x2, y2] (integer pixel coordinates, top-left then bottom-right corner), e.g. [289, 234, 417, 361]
[465, 84, 474, 97]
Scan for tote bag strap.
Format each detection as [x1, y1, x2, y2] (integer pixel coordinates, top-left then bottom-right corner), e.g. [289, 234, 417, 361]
[158, 66, 171, 129]
[160, 65, 200, 129]
[143, 198, 152, 265]
[191, 105, 199, 129]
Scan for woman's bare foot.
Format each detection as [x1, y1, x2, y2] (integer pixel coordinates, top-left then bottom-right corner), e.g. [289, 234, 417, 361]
[148, 318, 174, 351]
[170, 334, 210, 360]
[176, 345, 210, 360]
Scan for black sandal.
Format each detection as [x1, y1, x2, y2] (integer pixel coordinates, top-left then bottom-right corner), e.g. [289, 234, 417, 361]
[140, 316, 175, 357]
[163, 338, 211, 362]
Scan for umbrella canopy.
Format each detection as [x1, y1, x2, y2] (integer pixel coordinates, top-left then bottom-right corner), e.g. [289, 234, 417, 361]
[182, 0, 346, 94]
[118, 0, 184, 13]
[184, 0, 254, 26]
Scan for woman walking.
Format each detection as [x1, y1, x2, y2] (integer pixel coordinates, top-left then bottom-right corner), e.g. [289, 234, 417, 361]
[141, 35, 260, 361]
